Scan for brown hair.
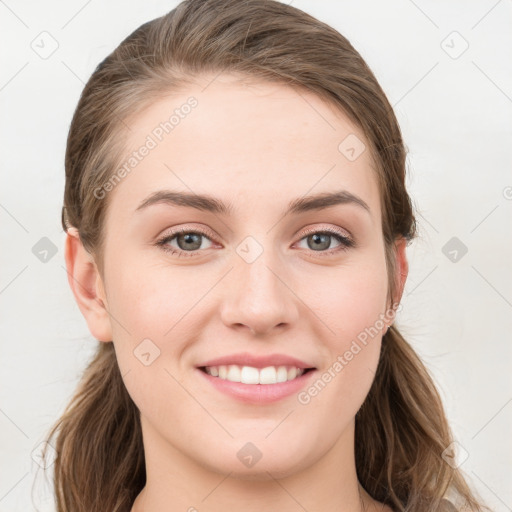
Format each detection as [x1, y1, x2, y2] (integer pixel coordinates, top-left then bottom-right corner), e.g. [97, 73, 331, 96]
[38, 1, 490, 511]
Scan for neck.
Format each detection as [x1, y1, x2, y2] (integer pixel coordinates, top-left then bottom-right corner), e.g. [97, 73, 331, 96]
[131, 418, 379, 512]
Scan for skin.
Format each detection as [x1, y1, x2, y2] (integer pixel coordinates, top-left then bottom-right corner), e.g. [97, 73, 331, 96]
[66, 73, 407, 512]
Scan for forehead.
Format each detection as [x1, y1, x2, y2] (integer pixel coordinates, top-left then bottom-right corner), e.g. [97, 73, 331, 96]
[106, 73, 381, 224]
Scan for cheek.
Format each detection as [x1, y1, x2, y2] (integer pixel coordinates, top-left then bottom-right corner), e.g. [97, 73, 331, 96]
[297, 267, 387, 428]
[104, 254, 219, 392]
[305, 255, 388, 391]
[313, 257, 389, 341]
[106, 255, 207, 339]
[104, 261, 200, 417]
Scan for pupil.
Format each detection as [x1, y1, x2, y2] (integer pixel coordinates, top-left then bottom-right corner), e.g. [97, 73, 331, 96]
[180, 233, 201, 250]
[310, 233, 329, 250]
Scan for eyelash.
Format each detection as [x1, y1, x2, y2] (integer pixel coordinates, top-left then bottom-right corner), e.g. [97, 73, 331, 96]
[155, 226, 355, 258]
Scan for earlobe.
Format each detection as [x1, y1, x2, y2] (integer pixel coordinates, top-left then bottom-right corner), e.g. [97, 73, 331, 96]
[64, 228, 112, 342]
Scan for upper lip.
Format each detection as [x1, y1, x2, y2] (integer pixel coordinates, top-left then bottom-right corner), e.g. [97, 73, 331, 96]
[197, 352, 316, 370]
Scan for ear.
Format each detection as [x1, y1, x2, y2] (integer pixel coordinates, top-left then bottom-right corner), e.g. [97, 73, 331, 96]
[384, 237, 409, 332]
[393, 236, 409, 306]
[64, 227, 112, 342]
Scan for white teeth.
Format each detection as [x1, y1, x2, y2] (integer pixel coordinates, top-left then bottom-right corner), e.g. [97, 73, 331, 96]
[241, 366, 260, 384]
[276, 366, 288, 383]
[260, 366, 277, 384]
[287, 367, 297, 380]
[204, 364, 307, 384]
[227, 365, 241, 382]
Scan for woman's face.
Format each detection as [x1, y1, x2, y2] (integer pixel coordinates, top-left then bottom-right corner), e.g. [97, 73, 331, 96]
[92, 73, 404, 479]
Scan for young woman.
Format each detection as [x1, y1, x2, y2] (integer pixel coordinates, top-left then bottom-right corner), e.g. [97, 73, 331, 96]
[41, 1, 491, 510]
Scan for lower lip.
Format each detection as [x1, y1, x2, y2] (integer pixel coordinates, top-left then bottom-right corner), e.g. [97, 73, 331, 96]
[196, 368, 317, 404]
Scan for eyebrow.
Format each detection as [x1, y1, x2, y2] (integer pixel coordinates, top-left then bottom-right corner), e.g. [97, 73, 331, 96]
[135, 189, 371, 216]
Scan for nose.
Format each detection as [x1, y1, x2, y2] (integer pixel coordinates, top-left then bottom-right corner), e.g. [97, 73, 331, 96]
[219, 250, 300, 336]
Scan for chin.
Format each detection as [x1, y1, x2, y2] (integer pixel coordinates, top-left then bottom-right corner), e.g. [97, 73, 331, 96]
[199, 446, 311, 481]
[217, 461, 305, 481]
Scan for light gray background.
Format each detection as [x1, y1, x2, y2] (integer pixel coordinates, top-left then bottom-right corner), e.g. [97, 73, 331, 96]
[1, 1, 511, 511]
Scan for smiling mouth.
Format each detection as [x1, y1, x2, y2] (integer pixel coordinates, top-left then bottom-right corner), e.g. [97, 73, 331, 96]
[198, 365, 316, 385]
